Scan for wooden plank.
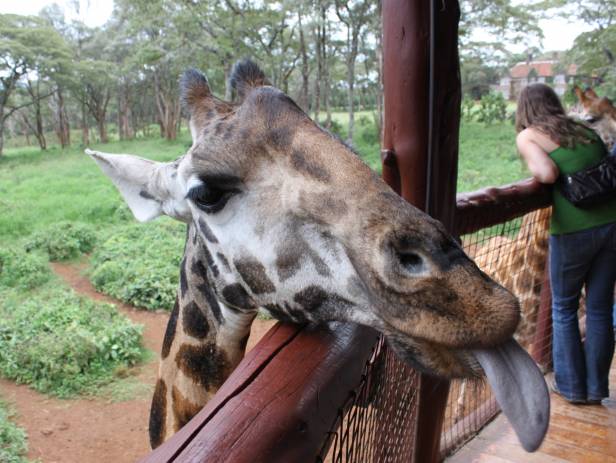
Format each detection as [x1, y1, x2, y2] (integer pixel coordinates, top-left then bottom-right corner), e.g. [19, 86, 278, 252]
[447, 354, 616, 463]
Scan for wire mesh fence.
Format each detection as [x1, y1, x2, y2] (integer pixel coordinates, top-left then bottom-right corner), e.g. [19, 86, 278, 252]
[318, 205, 554, 462]
[318, 337, 420, 463]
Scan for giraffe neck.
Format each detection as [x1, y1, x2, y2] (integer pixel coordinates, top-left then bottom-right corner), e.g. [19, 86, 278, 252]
[499, 207, 551, 347]
[149, 224, 256, 448]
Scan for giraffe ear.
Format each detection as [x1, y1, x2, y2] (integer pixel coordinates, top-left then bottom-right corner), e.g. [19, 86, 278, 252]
[229, 59, 268, 102]
[86, 149, 191, 223]
[180, 69, 213, 116]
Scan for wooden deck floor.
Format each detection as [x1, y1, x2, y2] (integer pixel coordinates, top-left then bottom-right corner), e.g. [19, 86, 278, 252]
[447, 358, 616, 463]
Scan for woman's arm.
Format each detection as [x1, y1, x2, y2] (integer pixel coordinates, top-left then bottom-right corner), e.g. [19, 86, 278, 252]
[516, 130, 559, 184]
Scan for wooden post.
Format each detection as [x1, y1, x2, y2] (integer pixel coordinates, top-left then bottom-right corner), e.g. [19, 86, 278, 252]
[382, 1, 461, 462]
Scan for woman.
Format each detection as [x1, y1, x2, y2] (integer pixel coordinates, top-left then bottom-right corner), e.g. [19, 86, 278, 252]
[516, 83, 616, 405]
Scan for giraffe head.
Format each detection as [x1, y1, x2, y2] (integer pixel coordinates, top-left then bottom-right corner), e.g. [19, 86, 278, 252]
[88, 60, 548, 451]
[572, 85, 616, 149]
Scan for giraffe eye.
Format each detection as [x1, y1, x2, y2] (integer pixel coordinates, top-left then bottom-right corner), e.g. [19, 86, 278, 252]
[187, 184, 234, 213]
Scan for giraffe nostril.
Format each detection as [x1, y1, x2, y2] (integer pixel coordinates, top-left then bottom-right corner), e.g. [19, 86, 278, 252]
[398, 251, 425, 274]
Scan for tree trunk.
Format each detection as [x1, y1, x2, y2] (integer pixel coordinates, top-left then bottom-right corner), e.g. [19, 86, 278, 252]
[81, 100, 90, 146]
[322, 5, 332, 128]
[35, 102, 46, 150]
[346, 27, 358, 143]
[298, 11, 310, 112]
[118, 84, 133, 140]
[97, 114, 108, 144]
[313, 12, 323, 121]
[54, 89, 70, 148]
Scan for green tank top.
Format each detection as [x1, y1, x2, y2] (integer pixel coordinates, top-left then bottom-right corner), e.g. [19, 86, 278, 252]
[548, 133, 616, 235]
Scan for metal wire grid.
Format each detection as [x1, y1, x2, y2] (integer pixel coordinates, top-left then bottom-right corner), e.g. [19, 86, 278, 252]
[318, 337, 420, 463]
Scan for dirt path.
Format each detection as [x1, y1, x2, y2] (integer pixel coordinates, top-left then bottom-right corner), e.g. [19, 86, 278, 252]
[0, 262, 276, 463]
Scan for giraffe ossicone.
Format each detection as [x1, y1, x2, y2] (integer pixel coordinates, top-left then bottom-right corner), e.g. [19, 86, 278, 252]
[86, 59, 549, 452]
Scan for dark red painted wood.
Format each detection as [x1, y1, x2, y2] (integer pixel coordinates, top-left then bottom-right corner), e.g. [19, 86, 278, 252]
[455, 178, 551, 235]
[174, 324, 377, 462]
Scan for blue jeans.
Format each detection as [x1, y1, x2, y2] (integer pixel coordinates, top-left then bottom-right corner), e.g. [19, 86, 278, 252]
[550, 222, 616, 401]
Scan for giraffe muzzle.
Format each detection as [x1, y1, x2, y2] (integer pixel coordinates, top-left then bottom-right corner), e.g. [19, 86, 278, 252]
[473, 338, 550, 452]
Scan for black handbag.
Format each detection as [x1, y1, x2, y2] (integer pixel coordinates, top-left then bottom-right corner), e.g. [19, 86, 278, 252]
[559, 154, 616, 208]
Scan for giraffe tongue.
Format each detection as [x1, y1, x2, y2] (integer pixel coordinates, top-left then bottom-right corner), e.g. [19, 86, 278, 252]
[473, 338, 550, 452]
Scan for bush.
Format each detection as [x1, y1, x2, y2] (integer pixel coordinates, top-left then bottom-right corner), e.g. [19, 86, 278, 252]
[0, 401, 28, 463]
[359, 117, 379, 145]
[90, 220, 185, 311]
[476, 92, 507, 125]
[462, 96, 475, 122]
[25, 222, 97, 261]
[0, 287, 144, 397]
[324, 119, 345, 138]
[0, 248, 51, 290]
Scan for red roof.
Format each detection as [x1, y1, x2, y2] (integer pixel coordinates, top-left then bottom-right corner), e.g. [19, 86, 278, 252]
[510, 61, 577, 78]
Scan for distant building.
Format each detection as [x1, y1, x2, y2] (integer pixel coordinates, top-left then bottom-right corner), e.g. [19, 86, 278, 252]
[495, 59, 578, 100]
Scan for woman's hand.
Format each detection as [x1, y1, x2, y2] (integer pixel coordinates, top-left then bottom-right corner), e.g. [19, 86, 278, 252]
[516, 129, 560, 184]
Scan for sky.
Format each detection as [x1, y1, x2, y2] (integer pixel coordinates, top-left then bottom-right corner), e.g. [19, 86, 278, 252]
[0, 0, 595, 53]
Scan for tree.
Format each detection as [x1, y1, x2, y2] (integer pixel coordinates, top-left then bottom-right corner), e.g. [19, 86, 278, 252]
[0, 14, 71, 155]
[335, 0, 376, 143]
[564, 1, 616, 95]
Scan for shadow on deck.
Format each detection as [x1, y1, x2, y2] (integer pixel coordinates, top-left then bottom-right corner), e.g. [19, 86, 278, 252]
[447, 355, 616, 463]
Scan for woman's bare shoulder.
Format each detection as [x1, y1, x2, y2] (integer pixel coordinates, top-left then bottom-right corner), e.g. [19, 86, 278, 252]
[518, 127, 559, 152]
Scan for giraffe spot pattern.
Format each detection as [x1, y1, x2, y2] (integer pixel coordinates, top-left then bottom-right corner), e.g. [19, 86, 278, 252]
[161, 298, 180, 359]
[290, 149, 331, 182]
[263, 303, 297, 324]
[267, 126, 293, 149]
[234, 256, 275, 294]
[179, 260, 188, 298]
[171, 385, 203, 432]
[195, 280, 224, 325]
[216, 252, 231, 272]
[149, 379, 167, 449]
[221, 283, 254, 310]
[293, 285, 352, 316]
[197, 217, 219, 243]
[192, 250, 218, 280]
[275, 237, 331, 282]
[139, 190, 156, 200]
[182, 301, 210, 339]
[175, 343, 228, 390]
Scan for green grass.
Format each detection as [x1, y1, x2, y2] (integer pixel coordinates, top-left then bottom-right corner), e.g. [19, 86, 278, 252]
[458, 121, 528, 192]
[0, 135, 191, 245]
[0, 280, 146, 398]
[0, 400, 29, 463]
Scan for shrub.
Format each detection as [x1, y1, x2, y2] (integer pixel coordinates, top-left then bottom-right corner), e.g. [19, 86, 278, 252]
[0, 248, 51, 290]
[359, 115, 380, 145]
[25, 222, 97, 261]
[324, 119, 345, 138]
[476, 92, 507, 125]
[0, 287, 144, 397]
[90, 220, 185, 311]
[461, 96, 475, 122]
[0, 401, 28, 463]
